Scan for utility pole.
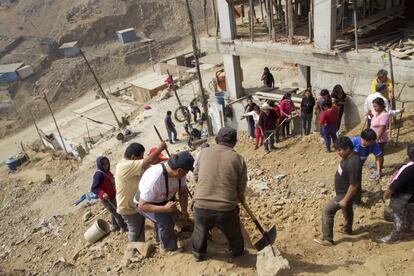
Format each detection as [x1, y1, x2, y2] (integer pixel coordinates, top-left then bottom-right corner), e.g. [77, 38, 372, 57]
[147, 41, 155, 72]
[43, 92, 69, 155]
[79, 49, 122, 128]
[185, 0, 213, 136]
[30, 109, 47, 150]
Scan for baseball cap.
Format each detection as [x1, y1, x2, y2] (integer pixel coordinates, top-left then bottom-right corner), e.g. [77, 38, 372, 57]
[376, 83, 387, 92]
[168, 151, 195, 171]
[148, 147, 169, 161]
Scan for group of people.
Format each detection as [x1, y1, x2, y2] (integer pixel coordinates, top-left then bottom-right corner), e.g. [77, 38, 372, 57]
[90, 127, 249, 261]
[243, 93, 296, 153]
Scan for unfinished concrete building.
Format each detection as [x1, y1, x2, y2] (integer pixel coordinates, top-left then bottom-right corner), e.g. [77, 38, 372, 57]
[201, 0, 414, 130]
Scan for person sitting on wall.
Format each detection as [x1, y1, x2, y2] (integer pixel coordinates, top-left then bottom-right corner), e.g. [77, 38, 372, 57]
[261, 67, 275, 88]
[371, 69, 394, 101]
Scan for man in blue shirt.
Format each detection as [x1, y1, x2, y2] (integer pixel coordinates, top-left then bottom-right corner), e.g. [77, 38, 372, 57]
[351, 129, 383, 204]
[350, 129, 383, 179]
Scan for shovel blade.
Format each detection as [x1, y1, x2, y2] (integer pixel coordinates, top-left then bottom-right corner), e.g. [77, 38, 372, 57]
[254, 226, 277, 251]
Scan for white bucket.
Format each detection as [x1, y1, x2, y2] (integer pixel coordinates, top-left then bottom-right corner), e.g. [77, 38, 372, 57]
[84, 219, 110, 244]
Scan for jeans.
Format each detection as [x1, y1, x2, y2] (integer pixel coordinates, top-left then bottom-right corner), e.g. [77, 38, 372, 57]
[140, 211, 177, 251]
[255, 127, 263, 147]
[388, 202, 414, 240]
[192, 207, 244, 258]
[167, 128, 178, 143]
[322, 194, 354, 242]
[122, 213, 146, 242]
[301, 112, 313, 135]
[321, 125, 337, 151]
[263, 130, 276, 151]
[247, 119, 256, 138]
[102, 197, 127, 230]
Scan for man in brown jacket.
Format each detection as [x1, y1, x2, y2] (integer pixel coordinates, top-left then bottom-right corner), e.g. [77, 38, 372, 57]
[192, 127, 247, 261]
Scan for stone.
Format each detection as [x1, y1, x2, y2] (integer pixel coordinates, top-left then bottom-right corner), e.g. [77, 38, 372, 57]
[256, 245, 290, 276]
[256, 170, 264, 176]
[320, 188, 328, 195]
[129, 242, 154, 258]
[275, 174, 286, 181]
[83, 211, 92, 222]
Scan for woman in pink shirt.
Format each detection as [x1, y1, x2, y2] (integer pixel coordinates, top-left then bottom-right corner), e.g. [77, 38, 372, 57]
[371, 97, 389, 176]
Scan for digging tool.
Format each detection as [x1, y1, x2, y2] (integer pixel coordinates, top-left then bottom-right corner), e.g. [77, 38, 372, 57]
[395, 102, 405, 145]
[263, 117, 289, 144]
[153, 125, 193, 199]
[242, 201, 276, 256]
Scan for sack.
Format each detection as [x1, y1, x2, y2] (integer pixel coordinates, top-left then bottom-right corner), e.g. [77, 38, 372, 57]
[389, 193, 413, 213]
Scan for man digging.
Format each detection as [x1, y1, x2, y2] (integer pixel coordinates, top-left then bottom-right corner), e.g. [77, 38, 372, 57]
[137, 151, 194, 253]
[314, 136, 362, 246]
[192, 127, 247, 261]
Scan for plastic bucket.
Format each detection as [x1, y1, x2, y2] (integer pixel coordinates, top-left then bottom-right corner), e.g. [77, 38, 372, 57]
[6, 157, 18, 171]
[84, 219, 110, 244]
[215, 91, 225, 107]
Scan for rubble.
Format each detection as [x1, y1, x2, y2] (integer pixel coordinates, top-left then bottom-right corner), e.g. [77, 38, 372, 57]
[256, 245, 290, 276]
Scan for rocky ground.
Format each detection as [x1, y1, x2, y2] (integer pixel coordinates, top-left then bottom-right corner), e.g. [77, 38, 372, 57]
[1, 105, 413, 275]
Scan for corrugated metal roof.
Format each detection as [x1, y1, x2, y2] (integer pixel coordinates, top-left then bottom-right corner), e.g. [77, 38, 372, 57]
[116, 28, 135, 34]
[59, 41, 78, 49]
[0, 62, 24, 74]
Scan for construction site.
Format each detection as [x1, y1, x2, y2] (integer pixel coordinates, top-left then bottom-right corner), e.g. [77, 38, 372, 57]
[1, 0, 414, 275]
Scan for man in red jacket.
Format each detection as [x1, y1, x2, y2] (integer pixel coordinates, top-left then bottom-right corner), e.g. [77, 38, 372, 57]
[319, 101, 339, 152]
[91, 156, 127, 232]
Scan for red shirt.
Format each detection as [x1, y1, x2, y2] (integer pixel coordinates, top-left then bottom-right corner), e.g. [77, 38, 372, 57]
[97, 171, 116, 199]
[319, 106, 339, 127]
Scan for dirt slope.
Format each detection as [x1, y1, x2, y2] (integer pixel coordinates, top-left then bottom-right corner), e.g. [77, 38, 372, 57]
[1, 109, 413, 275]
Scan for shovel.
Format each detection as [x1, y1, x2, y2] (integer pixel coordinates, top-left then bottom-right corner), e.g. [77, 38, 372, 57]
[242, 201, 277, 256]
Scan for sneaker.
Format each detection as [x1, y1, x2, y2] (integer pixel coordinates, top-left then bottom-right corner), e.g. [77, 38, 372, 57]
[265, 150, 271, 155]
[270, 145, 277, 150]
[313, 238, 334, 246]
[254, 145, 259, 150]
[120, 228, 128, 233]
[380, 235, 400, 244]
[192, 251, 206, 262]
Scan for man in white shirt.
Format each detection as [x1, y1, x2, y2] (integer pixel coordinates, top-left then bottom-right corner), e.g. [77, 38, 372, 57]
[137, 151, 194, 252]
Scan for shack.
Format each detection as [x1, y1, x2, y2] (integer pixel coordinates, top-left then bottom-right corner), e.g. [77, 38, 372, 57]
[116, 28, 138, 44]
[59, 41, 80, 58]
[129, 73, 168, 103]
[0, 62, 24, 83]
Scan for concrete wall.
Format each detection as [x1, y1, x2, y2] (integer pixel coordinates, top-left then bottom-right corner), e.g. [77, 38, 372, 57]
[313, 0, 336, 50]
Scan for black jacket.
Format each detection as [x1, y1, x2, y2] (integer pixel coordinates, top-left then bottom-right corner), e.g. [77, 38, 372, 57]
[301, 96, 315, 114]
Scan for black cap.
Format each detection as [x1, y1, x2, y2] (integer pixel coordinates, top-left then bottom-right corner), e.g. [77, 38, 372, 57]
[168, 151, 195, 171]
[376, 83, 387, 92]
[217, 127, 237, 145]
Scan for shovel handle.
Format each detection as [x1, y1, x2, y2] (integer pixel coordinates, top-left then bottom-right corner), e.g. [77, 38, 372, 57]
[242, 201, 266, 235]
[153, 125, 172, 157]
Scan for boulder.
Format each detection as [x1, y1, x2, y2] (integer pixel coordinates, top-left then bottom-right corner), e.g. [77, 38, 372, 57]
[256, 245, 290, 276]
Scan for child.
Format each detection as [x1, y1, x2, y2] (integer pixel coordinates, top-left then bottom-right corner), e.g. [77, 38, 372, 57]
[165, 111, 179, 144]
[319, 101, 338, 152]
[280, 92, 295, 138]
[243, 105, 262, 150]
[91, 156, 127, 232]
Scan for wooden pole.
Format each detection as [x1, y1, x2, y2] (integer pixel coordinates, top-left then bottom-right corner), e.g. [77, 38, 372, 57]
[388, 50, 396, 110]
[259, 0, 265, 22]
[185, 0, 213, 136]
[147, 42, 155, 72]
[30, 109, 47, 150]
[278, 0, 285, 35]
[395, 102, 405, 145]
[79, 49, 121, 128]
[284, 0, 289, 36]
[288, 0, 294, 43]
[271, 0, 276, 41]
[249, 0, 254, 41]
[204, 0, 209, 36]
[43, 92, 73, 170]
[353, 6, 359, 53]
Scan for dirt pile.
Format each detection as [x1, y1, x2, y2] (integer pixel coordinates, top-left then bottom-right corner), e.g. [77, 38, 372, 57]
[1, 112, 413, 275]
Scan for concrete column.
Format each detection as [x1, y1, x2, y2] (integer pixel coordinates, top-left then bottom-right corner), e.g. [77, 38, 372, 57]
[313, 0, 336, 50]
[298, 64, 311, 88]
[217, 0, 243, 99]
[223, 54, 243, 99]
[217, 0, 236, 41]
